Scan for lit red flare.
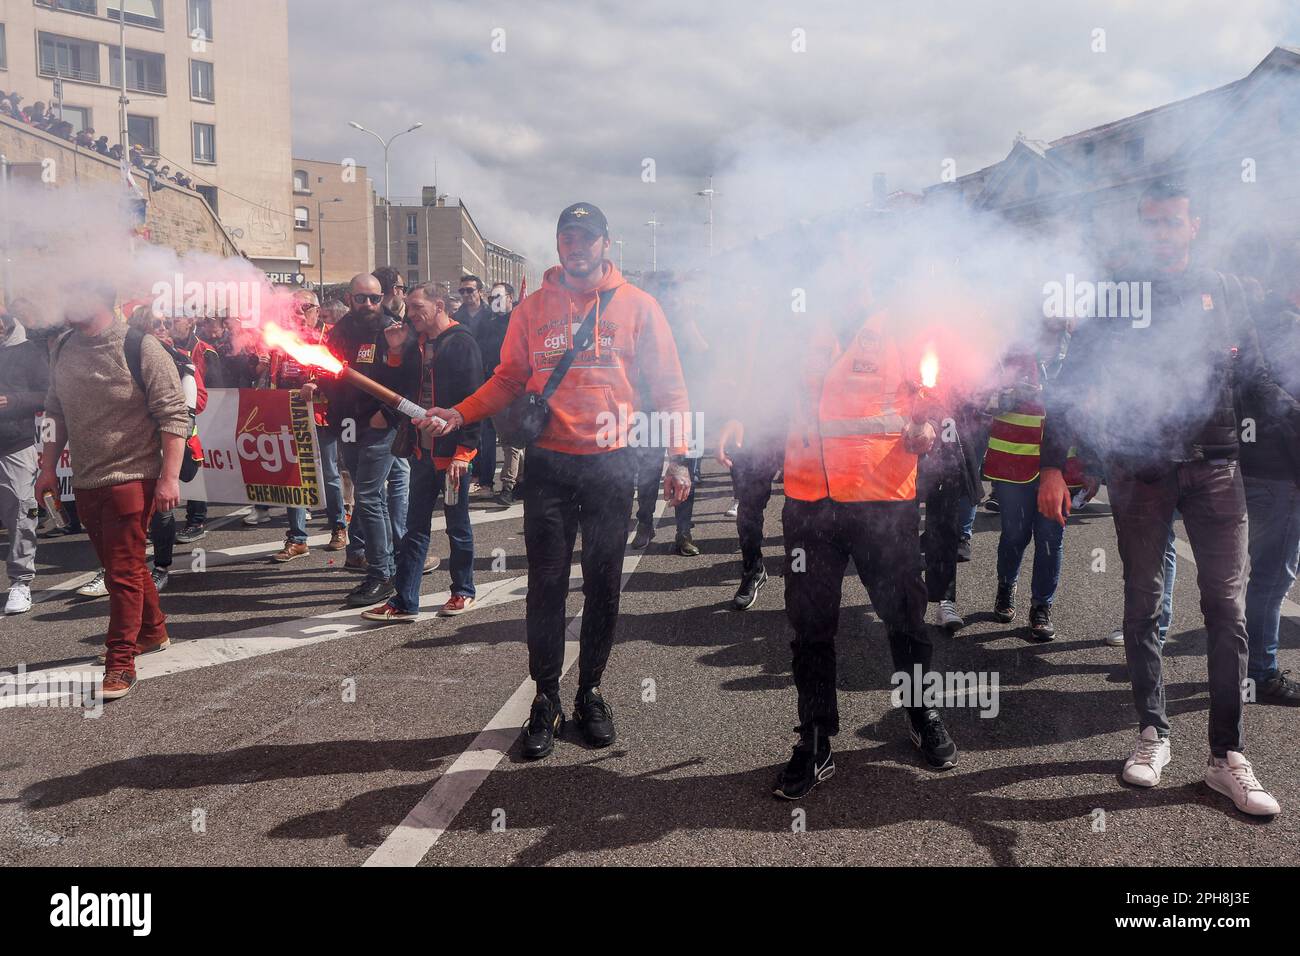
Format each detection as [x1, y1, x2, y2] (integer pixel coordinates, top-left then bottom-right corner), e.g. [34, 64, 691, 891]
[262, 322, 343, 375]
[920, 345, 939, 389]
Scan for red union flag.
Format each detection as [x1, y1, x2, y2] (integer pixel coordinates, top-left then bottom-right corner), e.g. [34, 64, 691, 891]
[181, 389, 324, 507]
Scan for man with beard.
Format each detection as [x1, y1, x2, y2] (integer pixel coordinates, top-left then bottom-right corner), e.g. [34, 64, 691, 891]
[1040, 182, 1300, 816]
[425, 203, 691, 760]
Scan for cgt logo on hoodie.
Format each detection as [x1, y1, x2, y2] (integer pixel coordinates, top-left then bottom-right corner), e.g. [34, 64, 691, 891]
[49, 886, 151, 936]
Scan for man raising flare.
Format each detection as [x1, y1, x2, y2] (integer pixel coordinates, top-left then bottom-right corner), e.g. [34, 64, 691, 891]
[1040, 182, 1300, 816]
[426, 203, 692, 759]
[769, 268, 958, 799]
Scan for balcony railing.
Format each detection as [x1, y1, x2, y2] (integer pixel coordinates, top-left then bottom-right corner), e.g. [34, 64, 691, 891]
[38, 61, 100, 84]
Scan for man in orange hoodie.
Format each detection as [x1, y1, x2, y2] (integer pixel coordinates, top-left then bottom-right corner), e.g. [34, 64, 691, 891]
[427, 203, 692, 759]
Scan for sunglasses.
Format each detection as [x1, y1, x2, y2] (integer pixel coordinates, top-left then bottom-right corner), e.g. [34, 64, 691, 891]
[151, 319, 173, 331]
[351, 293, 383, 305]
[458, 287, 477, 296]
[296, 303, 320, 314]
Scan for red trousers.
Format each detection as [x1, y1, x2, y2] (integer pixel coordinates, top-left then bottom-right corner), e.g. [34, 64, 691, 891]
[77, 480, 167, 673]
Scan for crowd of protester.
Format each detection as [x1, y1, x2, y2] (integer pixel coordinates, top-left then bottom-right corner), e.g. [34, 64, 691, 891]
[3, 190, 1298, 819]
[1, 87, 197, 190]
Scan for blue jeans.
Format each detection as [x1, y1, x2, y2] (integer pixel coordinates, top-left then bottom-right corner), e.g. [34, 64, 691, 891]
[477, 417, 498, 489]
[341, 425, 398, 582]
[994, 478, 1063, 607]
[958, 493, 977, 539]
[286, 506, 308, 545]
[317, 428, 347, 530]
[388, 455, 410, 546]
[1156, 522, 1176, 646]
[1244, 476, 1300, 683]
[392, 455, 475, 613]
[674, 455, 704, 535]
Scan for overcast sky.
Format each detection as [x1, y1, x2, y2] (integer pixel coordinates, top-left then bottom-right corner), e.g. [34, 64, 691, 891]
[289, 0, 1300, 276]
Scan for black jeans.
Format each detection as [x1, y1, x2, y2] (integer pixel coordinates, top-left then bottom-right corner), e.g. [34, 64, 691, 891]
[732, 438, 784, 572]
[673, 456, 703, 535]
[632, 445, 663, 526]
[149, 508, 175, 570]
[185, 500, 208, 525]
[920, 462, 962, 603]
[1108, 459, 1248, 756]
[524, 447, 636, 698]
[783, 496, 932, 736]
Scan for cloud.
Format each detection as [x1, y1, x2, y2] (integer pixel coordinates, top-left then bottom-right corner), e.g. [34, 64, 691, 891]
[289, 0, 1298, 272]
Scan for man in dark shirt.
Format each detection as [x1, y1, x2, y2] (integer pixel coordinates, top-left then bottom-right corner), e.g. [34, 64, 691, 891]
[1040, 182, 1300, 816]
[324, 274, 420, 607]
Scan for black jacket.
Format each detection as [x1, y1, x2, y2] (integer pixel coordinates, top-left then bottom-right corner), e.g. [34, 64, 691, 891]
[324, 311, 421, 433]
[473, 308, 512, 377]
[406, 322, 483, 460]
[0, 325, 50, 455]
[452, 302, 489, 341]
[1042, 267, 1300, 474]
[1239, 295, 1300, 484]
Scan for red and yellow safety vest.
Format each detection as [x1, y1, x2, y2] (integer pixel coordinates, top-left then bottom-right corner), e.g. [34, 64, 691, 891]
[983, 353, 1083, 486]
[784, 311, 919, 503]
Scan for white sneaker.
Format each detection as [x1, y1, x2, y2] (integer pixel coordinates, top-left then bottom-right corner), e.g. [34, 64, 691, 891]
[936, 600, 965, 632]
[1105, 627, 1125, 647]
[5, 583, 32, 615]
[77, 569, 109, 598]
[1122, 726, 1171, 787]
[725, 500, 739, 518]
[243, 509, 272, 526]
[1205, 752, 1280, 816]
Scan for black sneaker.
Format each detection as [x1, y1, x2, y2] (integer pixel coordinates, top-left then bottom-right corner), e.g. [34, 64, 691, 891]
[1259, 670, 1300, 706]
[675, 532, 700, 557]
[493, 489, 514, 507]
[521, 694, 565, 759]
[908, 708, 958, 770]
[993, 581, 1017, 623]
[983, 497, 1000, 514]
[773, 726, 835, 800]
[956, 535, 972, 562]
[733, 565, 768, 610]
[347, 577, 395, 607]
[175, 522, 208, 543]
[1029, 603, 1055, 641]
[631, 522, 654, 549]
[573, 686, 616, 748]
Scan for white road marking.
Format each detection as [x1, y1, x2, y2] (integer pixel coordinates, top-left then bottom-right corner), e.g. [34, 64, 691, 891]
[364, 500, 668, 868]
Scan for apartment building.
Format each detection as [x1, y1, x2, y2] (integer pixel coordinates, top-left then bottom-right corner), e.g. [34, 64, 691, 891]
[292, 157, 376, 287]
[0, 0, 293, 262]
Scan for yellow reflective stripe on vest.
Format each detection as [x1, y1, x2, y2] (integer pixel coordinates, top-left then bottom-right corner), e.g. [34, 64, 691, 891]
[987, 436, 1040, 457]
[818, 413, 907, 438]
[995, 411, 1044, 428]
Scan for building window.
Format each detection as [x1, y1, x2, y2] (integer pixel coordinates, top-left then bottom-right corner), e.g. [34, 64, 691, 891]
[111, 48, 166, 95]
[196, 184, 217, 213]
[293, 170, 310, 192]
[108, 0, 164, 30]
[407, 213, 418, 236]
[407, 270, 420, 288]
[192, 122, 216, 163]
[63, 105, 92, 133]
[0, 24, 7, 71]
[1125, 138, 1144, 164]
[188, 0, 213, 42]
[407, 242, 419, 266]
[45, 1, 99, 13]
[296, 242, 311, 266]
[127, 114, 158, 154]
[38, 33, 100, 84]
[190, 60, 214, 102]
[294, 206, 310, 229]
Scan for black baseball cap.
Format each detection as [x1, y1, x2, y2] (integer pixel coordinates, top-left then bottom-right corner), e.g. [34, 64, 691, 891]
[556, 202, 608, 238]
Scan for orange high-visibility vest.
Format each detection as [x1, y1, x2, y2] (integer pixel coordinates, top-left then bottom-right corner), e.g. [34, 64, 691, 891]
[983, 353, 1084, 486]
[783, 311, 919, 503]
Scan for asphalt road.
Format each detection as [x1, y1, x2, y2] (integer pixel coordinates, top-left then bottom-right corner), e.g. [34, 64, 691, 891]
[2, 462, 1297, 867]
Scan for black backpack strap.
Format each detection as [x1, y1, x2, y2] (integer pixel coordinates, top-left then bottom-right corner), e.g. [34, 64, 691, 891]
[52, 328, 74, 366]
[124, 326, 147, 394]
[542, 287, 618, 401]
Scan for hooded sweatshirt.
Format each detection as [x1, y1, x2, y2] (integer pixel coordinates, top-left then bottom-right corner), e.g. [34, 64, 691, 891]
[454, 261, 690, 456]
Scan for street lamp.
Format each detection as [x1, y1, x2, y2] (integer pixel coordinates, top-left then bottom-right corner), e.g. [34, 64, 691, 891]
[317, 197, 343, 291]
[696, 177, 716, 258]
[348, 120, 423, 268]
[645, 214, 659, 273]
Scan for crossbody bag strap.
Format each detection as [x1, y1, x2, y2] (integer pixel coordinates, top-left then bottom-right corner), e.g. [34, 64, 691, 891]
[541, 287, 618, 401]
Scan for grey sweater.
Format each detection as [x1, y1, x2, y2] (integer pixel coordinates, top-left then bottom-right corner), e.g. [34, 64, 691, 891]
[44, 323, 189, 489]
